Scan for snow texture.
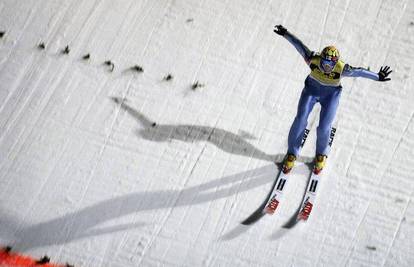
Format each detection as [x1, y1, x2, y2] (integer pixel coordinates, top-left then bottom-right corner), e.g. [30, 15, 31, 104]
[0, 0, 413, 266]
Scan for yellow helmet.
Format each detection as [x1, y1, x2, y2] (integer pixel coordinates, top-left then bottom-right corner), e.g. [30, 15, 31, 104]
[321, 46, 340, 62]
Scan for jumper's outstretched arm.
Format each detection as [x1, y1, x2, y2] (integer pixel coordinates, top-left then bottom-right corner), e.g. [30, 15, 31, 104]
[342, 65, 392, 81]
[274, 25, 314, 64]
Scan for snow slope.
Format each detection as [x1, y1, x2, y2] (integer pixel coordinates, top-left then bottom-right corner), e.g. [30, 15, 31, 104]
[0, 0, 413, 266]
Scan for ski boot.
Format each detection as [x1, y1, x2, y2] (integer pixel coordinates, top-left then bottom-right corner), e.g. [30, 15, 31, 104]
[313, 154, 327, 174]
[282, 154, 296, 174]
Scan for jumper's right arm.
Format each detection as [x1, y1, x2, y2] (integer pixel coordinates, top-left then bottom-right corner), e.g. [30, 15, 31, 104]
[274, 25, 313, 64]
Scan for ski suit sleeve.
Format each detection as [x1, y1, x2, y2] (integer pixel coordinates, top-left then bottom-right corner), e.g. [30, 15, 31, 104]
[283, 31, 314, 64]
[342, 64, 379, 80]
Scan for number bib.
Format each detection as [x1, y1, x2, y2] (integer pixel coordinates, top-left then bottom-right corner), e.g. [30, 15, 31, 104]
[309, 56, 345, 86]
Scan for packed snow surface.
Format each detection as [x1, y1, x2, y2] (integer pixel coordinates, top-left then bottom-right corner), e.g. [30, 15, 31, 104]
[0, 0, 413, 266]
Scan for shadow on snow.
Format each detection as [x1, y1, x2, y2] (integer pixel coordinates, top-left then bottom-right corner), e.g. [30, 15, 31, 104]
[4, 98, 313, 250]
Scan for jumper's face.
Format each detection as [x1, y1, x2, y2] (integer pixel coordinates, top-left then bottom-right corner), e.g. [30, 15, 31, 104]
[321, 58, 337, 73]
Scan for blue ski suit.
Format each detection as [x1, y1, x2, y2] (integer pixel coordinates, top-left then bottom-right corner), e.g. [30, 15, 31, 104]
[284, 32, 380, 156]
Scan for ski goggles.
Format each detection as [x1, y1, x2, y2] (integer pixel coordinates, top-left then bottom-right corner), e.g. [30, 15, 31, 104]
[321, 58, 337, 72]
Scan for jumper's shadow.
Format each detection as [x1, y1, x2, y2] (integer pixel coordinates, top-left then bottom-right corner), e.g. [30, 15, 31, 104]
[111, 97, 279, 163]
[10, 164, 280, 250]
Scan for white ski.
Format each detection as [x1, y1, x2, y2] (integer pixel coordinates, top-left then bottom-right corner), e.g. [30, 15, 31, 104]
[297, 127, 336, 221]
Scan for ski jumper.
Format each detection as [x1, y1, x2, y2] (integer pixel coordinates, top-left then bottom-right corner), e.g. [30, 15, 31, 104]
[283, 32, 380, 156]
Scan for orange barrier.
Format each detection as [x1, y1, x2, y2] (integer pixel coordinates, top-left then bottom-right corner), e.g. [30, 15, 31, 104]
[0, 247, 71, 267]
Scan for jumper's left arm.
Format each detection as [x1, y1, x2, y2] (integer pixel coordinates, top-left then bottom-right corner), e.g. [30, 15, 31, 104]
[342, 64, 392, 81]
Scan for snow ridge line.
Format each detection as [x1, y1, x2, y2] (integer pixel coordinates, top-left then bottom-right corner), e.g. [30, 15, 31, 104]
[381, 197, 411, 267]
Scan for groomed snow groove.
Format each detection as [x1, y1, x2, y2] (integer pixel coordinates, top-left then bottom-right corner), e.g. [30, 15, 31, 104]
[0, 0, 413, 266]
